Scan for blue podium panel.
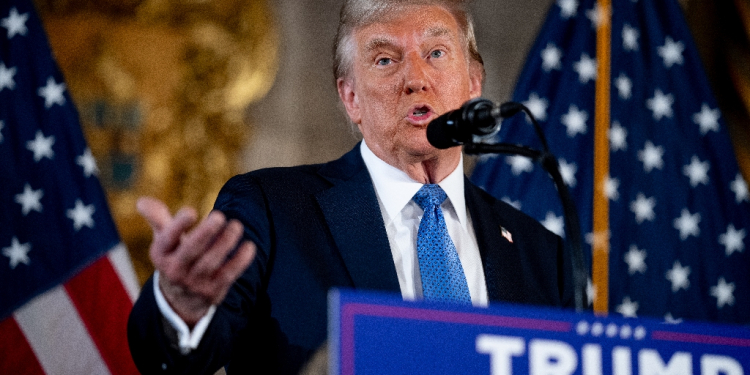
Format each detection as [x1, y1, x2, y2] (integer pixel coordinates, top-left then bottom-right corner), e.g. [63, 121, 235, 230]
[329, 289, 750, 375]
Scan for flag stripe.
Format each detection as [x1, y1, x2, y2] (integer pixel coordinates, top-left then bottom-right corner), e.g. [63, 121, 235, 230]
[65, 253, 139, 375]
[14, 285, 111, 375]
[0, 317, 45, 375]
[107, 243, 139, 302]
[593, 0, 612, 313]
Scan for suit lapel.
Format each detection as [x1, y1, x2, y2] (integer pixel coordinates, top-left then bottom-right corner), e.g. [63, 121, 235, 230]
[315, 145, 400, 293]
[465, 180, 528, 304]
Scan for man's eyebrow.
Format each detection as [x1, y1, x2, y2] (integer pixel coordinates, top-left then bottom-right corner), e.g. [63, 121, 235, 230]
[365, 37, 396, 52]
[424, 26, 452, 39]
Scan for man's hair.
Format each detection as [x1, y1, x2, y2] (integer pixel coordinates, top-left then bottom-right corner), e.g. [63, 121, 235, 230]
[332, 0, 485, 82]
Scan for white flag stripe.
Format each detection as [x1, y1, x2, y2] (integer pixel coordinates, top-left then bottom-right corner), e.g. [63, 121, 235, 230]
[13, 286, 111, 375]
[107, 243, 139, 302]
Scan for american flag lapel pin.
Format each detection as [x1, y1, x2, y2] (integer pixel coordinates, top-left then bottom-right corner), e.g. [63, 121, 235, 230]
[500, 226, 513, 243]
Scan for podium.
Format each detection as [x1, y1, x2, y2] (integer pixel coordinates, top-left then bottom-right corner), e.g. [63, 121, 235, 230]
[328, 289, 750, 375]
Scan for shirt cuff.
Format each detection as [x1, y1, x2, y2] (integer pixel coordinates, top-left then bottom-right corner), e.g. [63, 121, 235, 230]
[153, 271, 217, 355]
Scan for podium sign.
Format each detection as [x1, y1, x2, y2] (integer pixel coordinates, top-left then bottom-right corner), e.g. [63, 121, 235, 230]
[328, 289, 750, 375]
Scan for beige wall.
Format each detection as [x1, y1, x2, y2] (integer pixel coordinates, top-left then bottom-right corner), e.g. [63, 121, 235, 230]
[241, 0, 554, 172]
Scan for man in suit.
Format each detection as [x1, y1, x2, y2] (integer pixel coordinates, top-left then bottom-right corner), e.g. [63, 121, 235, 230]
[127, 0, 574, 374]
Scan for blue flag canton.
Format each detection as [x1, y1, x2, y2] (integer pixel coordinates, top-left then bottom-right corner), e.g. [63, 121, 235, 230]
[471, 0, 750, 324]
[0, 0, 120, 319]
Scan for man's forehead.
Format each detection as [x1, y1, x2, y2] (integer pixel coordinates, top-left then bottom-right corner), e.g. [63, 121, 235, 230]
[363, 26, 455, 51]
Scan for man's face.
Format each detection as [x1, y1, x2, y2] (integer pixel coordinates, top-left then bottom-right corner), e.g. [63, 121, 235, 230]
[338, 5, 482, 164]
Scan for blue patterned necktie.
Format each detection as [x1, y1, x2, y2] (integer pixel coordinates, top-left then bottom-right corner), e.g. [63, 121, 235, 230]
[413, 184, 472, 304]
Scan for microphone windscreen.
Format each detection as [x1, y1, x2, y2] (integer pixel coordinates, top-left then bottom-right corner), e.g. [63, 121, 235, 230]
[426, 116, 460, 149]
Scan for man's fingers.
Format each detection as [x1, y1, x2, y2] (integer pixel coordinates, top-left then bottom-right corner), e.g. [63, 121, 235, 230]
[136, 197, 173, 232]
[209, 241, 256, 305]
[175, 211, 229, 265]
[188, 219, 245, 279]
[151, 206, 198, 262]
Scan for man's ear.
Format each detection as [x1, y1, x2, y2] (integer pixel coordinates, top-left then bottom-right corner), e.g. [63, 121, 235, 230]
[468, 61, 484, 99]
[337, 77, 361, 124]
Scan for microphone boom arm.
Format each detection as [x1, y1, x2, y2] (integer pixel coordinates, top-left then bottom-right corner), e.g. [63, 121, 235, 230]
[465, 103, 589, 313]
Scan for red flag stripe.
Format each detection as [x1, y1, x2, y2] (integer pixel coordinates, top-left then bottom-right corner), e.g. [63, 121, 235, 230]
[0, 317, 46, 375]
[65, 254, 139, 375]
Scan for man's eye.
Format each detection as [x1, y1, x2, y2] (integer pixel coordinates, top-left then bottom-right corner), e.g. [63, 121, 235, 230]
[430, 50, 444, 58]
[376, 57, 392, 66]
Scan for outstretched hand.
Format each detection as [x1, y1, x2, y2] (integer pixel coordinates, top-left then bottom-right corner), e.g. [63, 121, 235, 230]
[137, 197, 256, 326]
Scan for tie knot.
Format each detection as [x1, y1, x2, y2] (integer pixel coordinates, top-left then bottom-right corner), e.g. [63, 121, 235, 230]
[413, 184, 447, 210]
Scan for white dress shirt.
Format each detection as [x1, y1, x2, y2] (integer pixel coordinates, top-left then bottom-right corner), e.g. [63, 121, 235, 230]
[360, 141, 488, 306]
[155, 141, 489, 352]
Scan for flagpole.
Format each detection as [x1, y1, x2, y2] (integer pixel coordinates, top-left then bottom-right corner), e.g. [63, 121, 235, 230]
[592, 0, 612, 314]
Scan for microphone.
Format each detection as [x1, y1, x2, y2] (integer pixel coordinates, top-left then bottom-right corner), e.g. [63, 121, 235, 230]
[427, 98, 523, 149]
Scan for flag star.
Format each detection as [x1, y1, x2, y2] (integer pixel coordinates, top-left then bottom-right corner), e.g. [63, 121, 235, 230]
[719, 224, 746, 256]
[624, 245, 647, 275]
[665, 261, 691, 292]
[710, 278, 735, 309]
[38, 77, 66, 108]
[557, 0, 578, 18]
[541, 211, 565, 237]
[3, 237, 31, 269]
[622, 24, 639, 51]
[26, 130, 55, 162]
[77, 148, 99, 177]
[683, 156, 710, 187]
[573, 53, 597, 83]
[615, 73, 632, 100]
[507, 155, 534, 176]
[541, 43, 563, 72]
[609, 121, 627, 151]
[657, 36, 685, 68]
[586, 278, 596, 306]
[673, 208, 701, 240]
[561, 105, 588, 137]
[638, 141, 664, 172]
[604, 175, 619, 201]
[15, 184, 43, 216]
[630, 193, 656, 224]
[524, 93, 548, 121]
[646, 89, 674, 121]
[501, 197, 522, 210]
[67, 199, 96, 231]
[586, 3, 608, 28]
[664, 313, 683, 324]
[730, 173, 748, 203]
[1, 7, 29, 39]
[693, 103, 720, 135]
[559, 159, 577, 187]
[616, 296, 638, 318]
[0, 62, 17, 91]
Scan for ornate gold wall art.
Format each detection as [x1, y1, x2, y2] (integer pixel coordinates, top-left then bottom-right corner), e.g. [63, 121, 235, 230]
[36, 0, 279, 284]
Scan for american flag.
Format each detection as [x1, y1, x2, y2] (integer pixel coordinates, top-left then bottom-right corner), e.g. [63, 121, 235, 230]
[0, 0, 140, 373]
[472, 0, 750, 324]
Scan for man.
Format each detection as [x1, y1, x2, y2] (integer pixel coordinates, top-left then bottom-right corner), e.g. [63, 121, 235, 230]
[128, 0, 574, 374]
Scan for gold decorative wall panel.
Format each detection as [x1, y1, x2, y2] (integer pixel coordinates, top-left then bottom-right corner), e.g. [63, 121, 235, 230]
[36, 0, 278, 284]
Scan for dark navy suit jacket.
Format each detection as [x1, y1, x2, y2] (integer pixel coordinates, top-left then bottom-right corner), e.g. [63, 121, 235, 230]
[128, 145, 574, 374]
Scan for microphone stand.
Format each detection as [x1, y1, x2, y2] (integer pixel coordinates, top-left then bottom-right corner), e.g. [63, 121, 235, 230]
[464, 104, 589, 313]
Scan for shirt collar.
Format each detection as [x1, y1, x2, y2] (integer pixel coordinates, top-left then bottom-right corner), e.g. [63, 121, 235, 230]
[360, 140, 468, 225]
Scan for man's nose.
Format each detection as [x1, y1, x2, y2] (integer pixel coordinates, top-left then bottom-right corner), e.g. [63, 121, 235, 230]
[403, 53, 431, 94]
